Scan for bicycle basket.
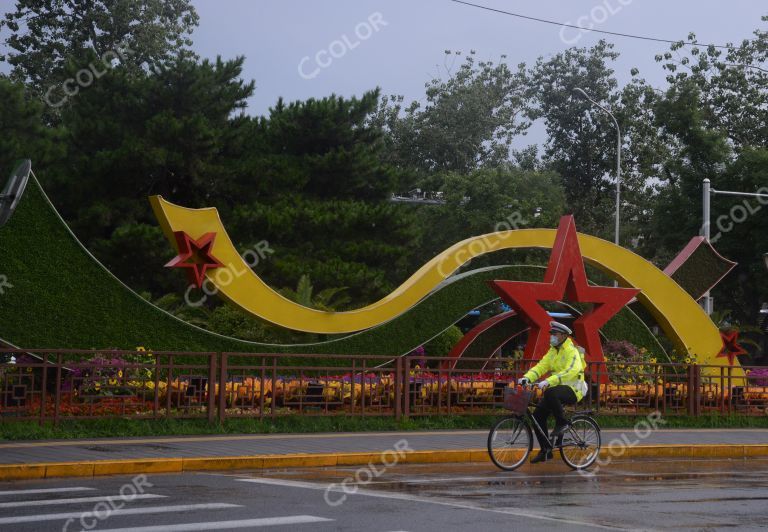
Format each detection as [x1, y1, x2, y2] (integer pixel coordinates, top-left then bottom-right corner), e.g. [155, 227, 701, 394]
[503, 387, 532, 415]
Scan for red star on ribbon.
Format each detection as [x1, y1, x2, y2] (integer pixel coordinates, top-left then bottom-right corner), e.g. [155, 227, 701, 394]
[488, 216, 640, 378]
[717, 329, 748, 366]
[164, 231, 224, 288]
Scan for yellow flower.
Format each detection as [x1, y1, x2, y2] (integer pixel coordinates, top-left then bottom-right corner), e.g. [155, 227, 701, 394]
[649, 358, 657, 364]
[684, 357, 692, 364]
[117, 370, 123, 378]
[136, 346, 146, 352]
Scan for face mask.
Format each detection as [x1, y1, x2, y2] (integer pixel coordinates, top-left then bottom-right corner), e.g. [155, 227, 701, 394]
[549, 334, 559, 346]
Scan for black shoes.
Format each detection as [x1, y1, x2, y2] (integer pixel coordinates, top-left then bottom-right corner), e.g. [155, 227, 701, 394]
[530, 449, 553, 463]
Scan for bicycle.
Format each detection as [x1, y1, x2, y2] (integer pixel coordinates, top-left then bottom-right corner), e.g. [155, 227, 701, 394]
[487, 385, 601, 471]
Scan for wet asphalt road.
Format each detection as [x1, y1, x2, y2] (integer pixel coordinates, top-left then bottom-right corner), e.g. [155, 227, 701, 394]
[0, 459, 766, 531]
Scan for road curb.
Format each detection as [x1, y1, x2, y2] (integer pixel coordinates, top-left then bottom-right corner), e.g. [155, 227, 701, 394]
[1, 444, 766, 481]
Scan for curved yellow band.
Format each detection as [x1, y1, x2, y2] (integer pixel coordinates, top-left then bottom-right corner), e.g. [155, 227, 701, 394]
[150, 196, 736, 373]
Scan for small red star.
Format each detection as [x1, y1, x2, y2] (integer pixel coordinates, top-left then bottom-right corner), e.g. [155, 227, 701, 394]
[489, 216, 640, 380]
[717, 330, 748, 366]
[164, 231, 224, 288]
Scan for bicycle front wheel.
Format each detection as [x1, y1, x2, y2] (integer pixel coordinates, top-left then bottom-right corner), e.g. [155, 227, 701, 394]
[487, 416, 532, 471]
[560, 415, 601, 470]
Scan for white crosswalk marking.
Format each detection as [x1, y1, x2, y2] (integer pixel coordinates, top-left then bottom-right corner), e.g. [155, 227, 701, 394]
[0, 481, 332, 531]
[237, 477, 616, 529]
[91, 515, 334, 531]
[0, 493, 165, 508]
[0, 503, 241, 525]
[0, 487, 96, 496]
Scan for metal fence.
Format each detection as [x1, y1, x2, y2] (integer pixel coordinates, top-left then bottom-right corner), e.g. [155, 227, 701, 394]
[0, 349, 764, 425]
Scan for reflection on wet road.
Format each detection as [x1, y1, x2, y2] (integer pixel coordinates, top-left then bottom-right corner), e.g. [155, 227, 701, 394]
[254, 459, 768, 530]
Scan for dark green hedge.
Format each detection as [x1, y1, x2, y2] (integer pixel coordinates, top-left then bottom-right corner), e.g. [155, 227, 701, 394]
[602, 306, 666, 358]
[1, 179, 249, 353]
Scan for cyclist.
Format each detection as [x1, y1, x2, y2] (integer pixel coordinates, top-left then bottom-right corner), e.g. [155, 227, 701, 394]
[518, 321, 587, 463]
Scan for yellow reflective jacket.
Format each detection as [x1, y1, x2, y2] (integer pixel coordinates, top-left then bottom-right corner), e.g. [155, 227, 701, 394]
[523, 337, 586, 401]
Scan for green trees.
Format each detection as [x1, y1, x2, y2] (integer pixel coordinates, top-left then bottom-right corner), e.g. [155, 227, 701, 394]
[412, 167, 565, 263]
[226, 91, 423, 305]
[372, 51, 567, 265]
[39, 54, 255, 296]
[527, 41, 621, 235]
[0, 78, 62, 169]
[527, 41, 665, 242]
[1, 0, 198, 94]
[640, 22, 768, 318]
[252, 91, 396, 201]
[373, 51, 530, 180]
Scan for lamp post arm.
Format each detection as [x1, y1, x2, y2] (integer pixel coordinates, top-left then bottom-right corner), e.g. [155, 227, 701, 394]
[574, 88, 622, 245]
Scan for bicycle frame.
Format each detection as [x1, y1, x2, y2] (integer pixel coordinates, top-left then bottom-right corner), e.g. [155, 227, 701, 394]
[520, 404, 588, 451]
[522, 408, 555, 450]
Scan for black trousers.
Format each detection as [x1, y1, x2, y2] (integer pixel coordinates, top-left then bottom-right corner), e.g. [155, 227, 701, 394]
[532, 385, 577, 448]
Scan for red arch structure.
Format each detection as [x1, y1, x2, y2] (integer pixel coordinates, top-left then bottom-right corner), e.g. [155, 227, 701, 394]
[442, 305, 602, 377]
[443, 311, 525, 370]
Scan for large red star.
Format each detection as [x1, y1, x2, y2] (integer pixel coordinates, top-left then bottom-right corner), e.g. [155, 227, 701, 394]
[717, 329, 748, 366]
[488, 216, 640, 377]
[164, 231, 224, 288]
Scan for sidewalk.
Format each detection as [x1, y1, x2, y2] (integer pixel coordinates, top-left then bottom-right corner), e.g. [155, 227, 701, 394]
[1, 429, 767, 481]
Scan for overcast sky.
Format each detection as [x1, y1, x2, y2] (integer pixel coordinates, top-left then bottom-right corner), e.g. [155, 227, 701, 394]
[189, 0, 766, 146]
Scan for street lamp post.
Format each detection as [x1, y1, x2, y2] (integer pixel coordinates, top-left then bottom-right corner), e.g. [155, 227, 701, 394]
[574, 87, 622, 247]
[702, 179, 713, 314]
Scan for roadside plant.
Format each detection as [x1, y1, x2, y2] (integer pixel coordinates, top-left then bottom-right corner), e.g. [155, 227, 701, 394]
[603, 340, 654, 384]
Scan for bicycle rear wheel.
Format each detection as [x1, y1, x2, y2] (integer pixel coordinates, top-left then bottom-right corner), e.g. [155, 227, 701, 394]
[487, 416, 532, 471]
[559, 415, 601, 470]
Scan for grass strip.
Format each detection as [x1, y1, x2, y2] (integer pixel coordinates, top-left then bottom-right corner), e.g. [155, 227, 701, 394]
[1, 413, 767, 441]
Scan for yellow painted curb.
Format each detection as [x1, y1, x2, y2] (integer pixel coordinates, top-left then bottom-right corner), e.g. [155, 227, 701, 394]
[45, 462, 96, 478]
[613, 445, 693, 460]
[335, 452, 385, 466]
[743, 445, 768, 457]
[470, 449, 494, 462]
[93, 458, 183, 476]
[402, 450, 475, 464]
[2, 444, 767, 481]
[261, 453, 337, 469]
[183, 456, 265, 471]
[0, 464, 47, 481]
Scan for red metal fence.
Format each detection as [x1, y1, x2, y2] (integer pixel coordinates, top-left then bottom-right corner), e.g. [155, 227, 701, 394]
[0, 349, 764, 425]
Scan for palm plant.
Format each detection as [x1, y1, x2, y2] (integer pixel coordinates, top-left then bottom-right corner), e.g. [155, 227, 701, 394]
[279, 275, 351, 311]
